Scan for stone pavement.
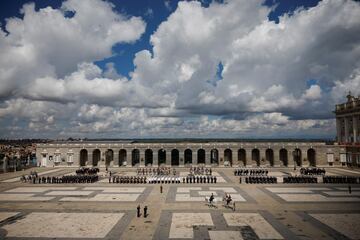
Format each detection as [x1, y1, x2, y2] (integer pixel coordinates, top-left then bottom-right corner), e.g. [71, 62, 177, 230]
[0, 167, 359, 239]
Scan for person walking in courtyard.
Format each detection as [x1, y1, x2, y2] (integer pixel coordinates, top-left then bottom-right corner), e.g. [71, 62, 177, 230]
[348, 185, 352, 194]
[144, 206, 148, 218]
[137, 205, 141, 217]
[209, 193, 214, 206]
[160, 185, 163, 193]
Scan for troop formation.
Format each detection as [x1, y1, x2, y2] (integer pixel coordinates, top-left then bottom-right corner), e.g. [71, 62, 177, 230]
[300, 167, 326, 175]
[323, 176, 359, 184]
[148, 176, 181, 184]
[283, 176, 318, 183]
[244, 176, 277, 184]
[190, 167, 212, 175]
[76, 167, 99, 175]
[28, 174, 99, 184]
[184, 175, 217, 184]
[136, 167, 176, 176]
[234, 168, 269, 176]
[111, 176, 147, 184]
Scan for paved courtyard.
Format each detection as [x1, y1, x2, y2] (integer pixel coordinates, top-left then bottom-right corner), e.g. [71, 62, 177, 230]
[0, 167, 360, 239]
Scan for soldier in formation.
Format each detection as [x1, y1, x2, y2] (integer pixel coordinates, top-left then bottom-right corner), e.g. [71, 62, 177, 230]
[300, 167, 325, 176]
[283, 176, 317, 183]
[234, 168, 268, 176]
[245, 176, 277, 184]
[323, 176, 359, 184]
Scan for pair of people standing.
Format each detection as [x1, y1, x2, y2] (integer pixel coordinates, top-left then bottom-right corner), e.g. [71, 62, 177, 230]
[137, 205, 148, 218]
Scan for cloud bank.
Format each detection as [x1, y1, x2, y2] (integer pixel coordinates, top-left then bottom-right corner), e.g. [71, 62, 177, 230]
[0, 0, 359, 138]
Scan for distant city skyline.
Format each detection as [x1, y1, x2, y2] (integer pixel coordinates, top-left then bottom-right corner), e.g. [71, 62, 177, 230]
[0, 0, 359, 139]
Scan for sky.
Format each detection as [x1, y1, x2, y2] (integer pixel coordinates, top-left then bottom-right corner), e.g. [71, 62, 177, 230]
[0, 0, 359, 140]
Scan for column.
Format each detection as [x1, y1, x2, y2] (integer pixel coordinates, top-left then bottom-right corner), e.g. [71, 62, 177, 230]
[153, 151, 158, 167]
[288, 150, 294, 168]
[353, 116, 358, 143]
[88, 152, 93, 167]
[245, 149, 251, 167]
[179, 151, 184, 167]
[113, 151, 119, 167]
[273, 149, 280, 167]
[232, 150, 237, 167]
[166, 151, 171, 166]
[205, 150, 211, 167]
[344, 117, 350, 143]
[126, 149, 132, 168]
[336, 117, 342, 143]
[140, 150, 145, 167]
[192, 150, 198, 165]
[218, 149, 224, 167]
[260, 149, 266, 167]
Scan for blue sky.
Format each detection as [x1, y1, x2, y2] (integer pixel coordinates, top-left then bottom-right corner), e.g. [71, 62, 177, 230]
[0, 0, 322, 78]
[0, 0, 359, 139]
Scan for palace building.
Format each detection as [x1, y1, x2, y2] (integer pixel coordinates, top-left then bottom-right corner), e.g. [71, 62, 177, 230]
[36, 140, 339, 168]
[334, 92, 360, 166]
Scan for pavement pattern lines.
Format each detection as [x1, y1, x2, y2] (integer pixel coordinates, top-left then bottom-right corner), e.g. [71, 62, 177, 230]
[2, 212, 124, 238]
[0, 186, 149, 202]
[265, 187, 360, 202]
[309, 213, 360, 240]
[0, 212, 20, 222]
[168, 212, 284, 239]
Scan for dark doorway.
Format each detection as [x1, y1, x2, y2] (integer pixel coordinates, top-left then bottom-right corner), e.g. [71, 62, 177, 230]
[279, 149, 288, 166]
[197, 149, 205, 164]
[293, 148, 302, 166]
[119, 149, 127, 166]
[184, 149, 192, 165]
[105, 149, 113, 166]
[238, 149, 246, 166]
[307, 149, 316, 167]
[132, 149, 140, 166]
[224, 149, 232, 166]
[211, 149, 219, 165]
[145, 149, 153, 166]
[252, 149, 260, 166]
[158, 149, 166, 166]
[93, 149, 100, 167]
[80, 149, 87, 166]
[265, 149, 274, 166]
[171, 149, 179, 166]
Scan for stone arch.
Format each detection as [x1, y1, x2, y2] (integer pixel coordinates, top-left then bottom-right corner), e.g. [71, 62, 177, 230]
[184, 149, 192, 165]
[80, 149, 87, 167]
[158, 149, 166, 166]
[307, 148, 316, 167]
[279, 149, 288, 166]
[92, 149, 101, 167]
[119, 149, 127, 166]
[105, 149, 114, 166]
[210, 149, 219, 165]
[224, 149, 232, 166]
[171, 149, 179, 166]
[132, 149, 140, 166]
[238, 149, 246, 166]
[252, 149, 260, 166]
[145, 149, 153, 166]
[197, 149, 205, 164]
[293, 148, 302, 166]
[265, 149, 274, 166]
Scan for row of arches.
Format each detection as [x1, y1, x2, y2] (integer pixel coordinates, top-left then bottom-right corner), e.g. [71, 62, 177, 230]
[79, 148, 316, 167]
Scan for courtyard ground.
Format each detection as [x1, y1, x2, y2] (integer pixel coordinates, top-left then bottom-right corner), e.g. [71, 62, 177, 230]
[0, 167, 359, 240]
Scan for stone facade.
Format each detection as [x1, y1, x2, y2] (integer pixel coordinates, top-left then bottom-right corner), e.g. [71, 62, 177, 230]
[334, 93, 360, 167]
[36, 140, 339, 168]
